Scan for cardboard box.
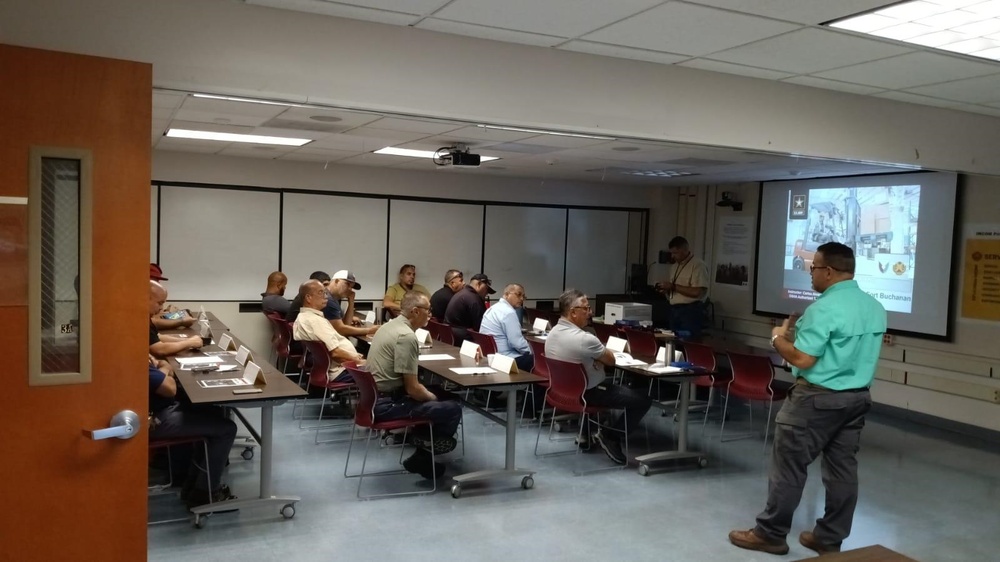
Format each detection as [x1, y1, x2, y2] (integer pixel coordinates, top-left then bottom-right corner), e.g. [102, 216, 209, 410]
[604, 302, 652, 324]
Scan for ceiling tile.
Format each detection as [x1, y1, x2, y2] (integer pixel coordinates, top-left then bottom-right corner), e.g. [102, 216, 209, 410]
[432, 0, 663, 38]
[244, 0, 421, 25]
[514, 135, 613, 149]
[710, 27, 912, 74]
[904, 73, 1000, 104]
[558, 41, 689, 65]
[678, 58, 795, 80]
[321, 0, 450, 14]
[338, 127, 432, 144]
[279, 148, 360, 163]
[152, 91, 186, 109]
[180, 96, 289, 118]
[275, 106, 382, 128]
[685, 0, 898, 25]
[153, 106, 176, 120]
[217, 145, 296, 159]
[364, 117, 465, 134]
[872, 90, 963, 107]
[435, 126, 538, 142]
[155, 137, 225, 154]
[416, 19, 565, 47]
[338, 153, 417, 166]
[781, 76, 886, 95]
[952, 104, 1000, 117]
[813, 51, 1000, 89]
[582, 3, 801, 57]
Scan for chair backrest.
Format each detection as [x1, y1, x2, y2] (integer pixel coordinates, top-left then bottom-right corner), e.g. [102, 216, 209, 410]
[467, 329, 498, 355]
[544, 356, 590, 412]
[343, 361, 377, 428]
[426, 318, 455, 345]
[523, 307, 539, 324]
[264, 312, 281, 344]
[590, 323, 621, 345]
[303, 340, 331, 388]
[681, 340, 716, 371]
[727, 352, 776, 398]
[526, 338, 549, 379]
[623, 328, 658, 357]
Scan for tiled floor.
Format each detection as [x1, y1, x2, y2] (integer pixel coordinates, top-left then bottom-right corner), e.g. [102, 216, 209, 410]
[148, 399, 1000, 561]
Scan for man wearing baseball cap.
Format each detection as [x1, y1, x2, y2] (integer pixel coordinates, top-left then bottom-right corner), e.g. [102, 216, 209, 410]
[148, 263, 196, 330]
[327, 270, 379, 339]
[444, 273, 495, 343]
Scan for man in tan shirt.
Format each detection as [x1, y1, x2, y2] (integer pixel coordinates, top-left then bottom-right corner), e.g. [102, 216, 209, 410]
[656, 236, 710, 338]
[292, 279, 364, 383]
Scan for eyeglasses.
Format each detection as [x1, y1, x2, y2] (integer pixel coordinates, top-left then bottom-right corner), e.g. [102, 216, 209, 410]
[445, 275, 462, 284]
[572, 305, 592, 312]
[808, 265, 841, 273]
[414, 305, 431, 313]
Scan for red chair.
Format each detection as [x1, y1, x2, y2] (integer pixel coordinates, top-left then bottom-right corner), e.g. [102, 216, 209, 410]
[342, 361, 437, 499]
[680, 340, 733, 428]
[590, 323, 622, 345]
[534, 357, 627, 473]
[264, 312, 282, 364]
[299, 341, 356, 444]
[147, 436, 211, 525]
[426, 318, 455, 345]
[523, 307, 539, 325]
[467, 329, 498, 355]
[622, 328, 658, 357]
[721, 351, 788, 451]
[266, 313, 303, 374]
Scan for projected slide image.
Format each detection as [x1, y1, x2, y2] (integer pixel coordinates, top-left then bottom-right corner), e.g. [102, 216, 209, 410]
[780, 185, 920, 313]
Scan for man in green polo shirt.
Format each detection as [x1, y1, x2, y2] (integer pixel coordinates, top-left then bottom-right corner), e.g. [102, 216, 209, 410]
[730, 242, 886, 557]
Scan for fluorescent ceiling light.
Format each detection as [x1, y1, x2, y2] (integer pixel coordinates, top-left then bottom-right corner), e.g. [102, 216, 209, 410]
[373, 146, 500, 162]
[476, 124, 615, 141]
[191, 93, 308, 108]
[165, 128, 312, 146]
[827, 0, 1000, 62]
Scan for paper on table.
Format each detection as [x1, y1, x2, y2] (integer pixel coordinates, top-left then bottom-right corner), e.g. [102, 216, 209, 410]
[645, 364, 683, 374]
[215, 364, 240, 372]
[418, 354, 454, 361]
[613, 352, 647, 366]
[176, 356, 224, 366]
[197, 378, 251, 388]
[450, 367, 496, 375]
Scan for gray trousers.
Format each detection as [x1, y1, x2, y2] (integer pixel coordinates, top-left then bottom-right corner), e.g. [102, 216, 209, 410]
[754, 381, 872, 546]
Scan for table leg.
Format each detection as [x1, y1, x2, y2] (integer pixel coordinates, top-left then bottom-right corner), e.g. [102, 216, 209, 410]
[635, 378, 707, 475]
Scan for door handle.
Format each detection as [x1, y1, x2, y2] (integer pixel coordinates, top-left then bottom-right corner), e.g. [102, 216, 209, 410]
[85, 410, 141, 440]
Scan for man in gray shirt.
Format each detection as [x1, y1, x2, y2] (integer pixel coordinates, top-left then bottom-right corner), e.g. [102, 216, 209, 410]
[545, 288, 651, 465]
[261, 271, 290, 316]
[366, 291, 462, 479]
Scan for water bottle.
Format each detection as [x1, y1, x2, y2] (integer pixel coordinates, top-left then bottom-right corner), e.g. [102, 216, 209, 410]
[664, 342, 675, 365]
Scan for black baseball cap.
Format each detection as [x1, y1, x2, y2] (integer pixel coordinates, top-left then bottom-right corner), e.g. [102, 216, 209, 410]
[471, 273, 496, 294]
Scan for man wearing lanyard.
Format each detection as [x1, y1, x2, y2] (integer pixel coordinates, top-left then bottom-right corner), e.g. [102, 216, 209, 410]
[656, 236, 710, 338]
[729, 242, 886, 556]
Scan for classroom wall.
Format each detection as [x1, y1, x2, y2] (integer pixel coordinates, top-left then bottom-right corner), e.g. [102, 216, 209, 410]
[3, 0, 1000, 178]
[153, 150, 674, 354]
[689, 176, 1000, 432]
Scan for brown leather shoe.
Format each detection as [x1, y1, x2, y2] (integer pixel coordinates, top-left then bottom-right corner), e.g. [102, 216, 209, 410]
[729, 528, 789, 555]
[799, 531, 842, 555]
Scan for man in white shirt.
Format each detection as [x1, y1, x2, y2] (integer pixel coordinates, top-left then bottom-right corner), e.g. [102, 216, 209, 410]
[479, 283, 533, 372]
[292, 279, 364, 383]
[656, 236, 710, 338]
[545, 289, 652, 465]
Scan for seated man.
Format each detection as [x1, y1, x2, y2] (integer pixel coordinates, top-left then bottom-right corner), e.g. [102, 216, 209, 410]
[382, 264, 430, 318]
[292, 279, 364, 383]
[326, 270, 379, 339]
[367, 292, 462, 479]
[149, 281, 204, 358]
[479, 283, 533, 373]
[149, 264, 196, 330]
[148, 357, 237, 510]
[285, 271, 331, 323]
[444, 273, 495, 343]
[545, 289, 652, 465]
[430, 269, 463, 320]
[260, 271, 290, 316]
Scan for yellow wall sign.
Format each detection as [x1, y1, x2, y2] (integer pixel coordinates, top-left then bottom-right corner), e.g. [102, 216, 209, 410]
[962, 238, 1000, 320]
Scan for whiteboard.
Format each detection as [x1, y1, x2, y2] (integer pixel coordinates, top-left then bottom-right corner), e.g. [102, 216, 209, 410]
[483, 205, 566, 299]
[282, 192, 388, 300]
[150, 184, 158, 262]
[387, 199, 483, 294]
[158, 186, 280, 300]
[565, 208, 629, 296]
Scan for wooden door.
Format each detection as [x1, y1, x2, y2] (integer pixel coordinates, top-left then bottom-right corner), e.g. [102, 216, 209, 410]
[0, 44, 151, 560]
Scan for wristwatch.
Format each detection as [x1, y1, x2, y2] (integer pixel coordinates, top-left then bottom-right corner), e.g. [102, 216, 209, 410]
[770, 334, 781, 349]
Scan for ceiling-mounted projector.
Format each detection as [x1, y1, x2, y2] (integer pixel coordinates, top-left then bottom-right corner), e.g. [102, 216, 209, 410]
[433, 146, 481, 167]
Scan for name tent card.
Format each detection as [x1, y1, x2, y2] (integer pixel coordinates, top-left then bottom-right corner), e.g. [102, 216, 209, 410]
[241, 361, 267, 386]
[489, 354, 518, 374]
[235, 345, 254, 366]
[532, 318, 551, 332]
[414, 328, 433, 347]
[217, 332, 237, 352]
[606, 336, 630, 353]
[459, 339, 483, 360]
[363, 311, 376, 325]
